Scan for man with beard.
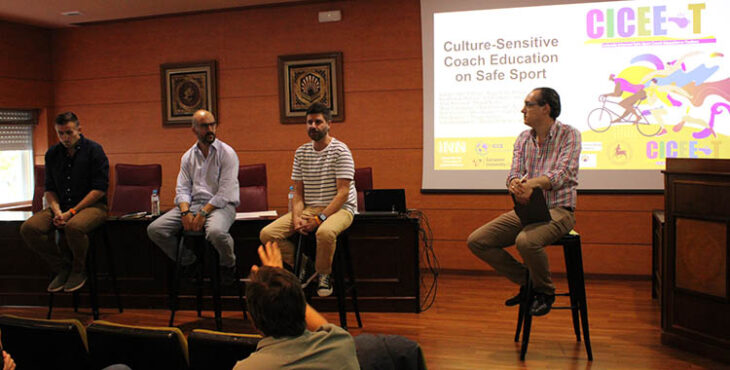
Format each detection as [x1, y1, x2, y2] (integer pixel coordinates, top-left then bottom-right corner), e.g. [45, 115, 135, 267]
[20, 111, 109, 293]
[260, 102, 357, 297]
[147, 109, 240, 284]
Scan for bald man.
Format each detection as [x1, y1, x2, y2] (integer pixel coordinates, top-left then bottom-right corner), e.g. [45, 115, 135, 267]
[147, 110, 240, 285]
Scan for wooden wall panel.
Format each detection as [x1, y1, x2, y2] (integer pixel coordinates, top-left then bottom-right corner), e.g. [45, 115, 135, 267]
[0, 21, 51, 81]
[40, 0, 662, 277]
[0, 20, 53, 171]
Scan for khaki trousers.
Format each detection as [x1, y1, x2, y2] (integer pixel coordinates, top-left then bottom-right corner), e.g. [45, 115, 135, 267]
[467, 207, 575, 295]
[20, 203, 108, 273]
[260, 207, 353, 274]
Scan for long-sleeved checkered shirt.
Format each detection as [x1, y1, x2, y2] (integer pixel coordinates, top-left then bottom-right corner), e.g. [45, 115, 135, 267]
[507, 121, 581, 209]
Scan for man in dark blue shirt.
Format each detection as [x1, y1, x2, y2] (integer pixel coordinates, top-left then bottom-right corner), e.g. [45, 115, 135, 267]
[20, 112, 109, 293]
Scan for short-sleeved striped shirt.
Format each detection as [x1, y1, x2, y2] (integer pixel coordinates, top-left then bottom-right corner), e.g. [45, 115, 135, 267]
[507, 120, 581, 209]
[292, 138, 357, 214]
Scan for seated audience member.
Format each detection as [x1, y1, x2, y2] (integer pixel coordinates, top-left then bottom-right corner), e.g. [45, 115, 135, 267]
[467, 87, 581, 317]
[147, 109, 240, 285]
[234, 242, 359, 370]
[20, 111, 110, 293]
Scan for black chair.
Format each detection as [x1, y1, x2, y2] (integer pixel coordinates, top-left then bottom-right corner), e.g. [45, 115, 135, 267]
[168, 230, 245, 331]
[87, 320, 188, 370]
[0, 314, 90, 369]
[514, 231, 593, 361]
[294, 229, 362, 330]
[188, 329, 262, 370]
[47, 225, 123, 320]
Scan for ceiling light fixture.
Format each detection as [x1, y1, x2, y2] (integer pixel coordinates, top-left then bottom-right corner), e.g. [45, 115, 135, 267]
[61, 11, 83, 16]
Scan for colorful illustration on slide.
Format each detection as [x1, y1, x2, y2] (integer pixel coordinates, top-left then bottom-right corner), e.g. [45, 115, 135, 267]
[586, 52, 730, 140]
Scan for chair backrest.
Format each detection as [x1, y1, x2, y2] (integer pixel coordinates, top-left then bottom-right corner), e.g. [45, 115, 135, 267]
[32, 164, 45, 213]
[110, 163, 162, 216]
[237, 163, 268, 212]
[354, 167, 373, 212]
[87, 320, 188, 370]
[0, 314, 90, 369]
[187, 329, 262, 370]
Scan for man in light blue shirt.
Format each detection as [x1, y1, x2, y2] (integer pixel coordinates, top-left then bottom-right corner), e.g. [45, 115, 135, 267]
[147, 109, 240, 284]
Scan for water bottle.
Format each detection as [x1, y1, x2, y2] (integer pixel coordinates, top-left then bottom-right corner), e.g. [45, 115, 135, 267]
[151, 189, 160, 216]
[287, 185, 295, 213]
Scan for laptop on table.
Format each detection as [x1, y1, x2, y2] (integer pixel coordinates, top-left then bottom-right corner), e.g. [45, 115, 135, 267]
[360, 189, 407, 216]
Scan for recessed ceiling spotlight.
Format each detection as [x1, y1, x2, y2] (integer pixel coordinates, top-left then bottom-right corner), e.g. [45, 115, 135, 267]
[61, 11, 83, 16]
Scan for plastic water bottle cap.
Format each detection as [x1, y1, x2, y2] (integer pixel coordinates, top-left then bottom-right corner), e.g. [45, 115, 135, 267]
[153, 189, 158, 194]
[289, 186, 294, 190]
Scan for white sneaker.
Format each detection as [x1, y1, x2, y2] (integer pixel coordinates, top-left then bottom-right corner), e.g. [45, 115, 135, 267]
[317, 273, 333, 297]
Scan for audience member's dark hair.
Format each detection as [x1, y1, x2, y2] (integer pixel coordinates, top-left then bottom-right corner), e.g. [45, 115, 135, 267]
[55, 112, 80, 127]
[533, 87, 561, 119]
[246, 266, 306, 337]
[305, 102, 332, 122]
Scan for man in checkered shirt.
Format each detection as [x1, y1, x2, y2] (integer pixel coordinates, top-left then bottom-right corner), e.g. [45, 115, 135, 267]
[467, 87, 581, 317]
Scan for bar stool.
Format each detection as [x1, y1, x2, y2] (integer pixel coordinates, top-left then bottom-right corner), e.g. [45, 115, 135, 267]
[168, 230, 245, 331]
[514, 231, 593, 361]
[47, 224, 123, 320]
[294, 229, 362, 330]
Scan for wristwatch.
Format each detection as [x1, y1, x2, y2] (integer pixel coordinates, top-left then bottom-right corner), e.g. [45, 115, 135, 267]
[199, 209, 209, 218]
[180, 210, 190, 217]
[317, 213, 327, 224]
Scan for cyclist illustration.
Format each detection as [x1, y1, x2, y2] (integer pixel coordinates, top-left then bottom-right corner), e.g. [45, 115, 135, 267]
[587, 75, 661, 137]
[602, 74, 647, 123]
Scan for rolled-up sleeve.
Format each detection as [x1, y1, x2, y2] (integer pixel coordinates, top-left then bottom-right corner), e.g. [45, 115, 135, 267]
[208, 146, 240, 208]
[174, 151, 193, 206]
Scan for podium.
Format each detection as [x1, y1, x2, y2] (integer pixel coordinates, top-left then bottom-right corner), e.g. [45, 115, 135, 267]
[662, 158, 730, 363]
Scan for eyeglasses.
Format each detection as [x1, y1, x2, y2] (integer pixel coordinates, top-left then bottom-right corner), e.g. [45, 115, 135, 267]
[197, 121, 217, 129]
[524, 101, 542, 108]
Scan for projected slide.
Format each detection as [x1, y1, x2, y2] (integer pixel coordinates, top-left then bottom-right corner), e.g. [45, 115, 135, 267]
[425, 0, 730, 190]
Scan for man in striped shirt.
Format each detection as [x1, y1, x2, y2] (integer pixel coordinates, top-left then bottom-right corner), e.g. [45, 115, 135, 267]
[260, 103, 357, 297]
[467, 87, 581, 317]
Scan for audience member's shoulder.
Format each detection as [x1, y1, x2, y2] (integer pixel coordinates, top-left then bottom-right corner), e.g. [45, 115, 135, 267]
[318, 323, 354, 338]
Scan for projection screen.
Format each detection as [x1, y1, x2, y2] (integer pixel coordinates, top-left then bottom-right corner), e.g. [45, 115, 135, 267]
[421, 0, 730, 191]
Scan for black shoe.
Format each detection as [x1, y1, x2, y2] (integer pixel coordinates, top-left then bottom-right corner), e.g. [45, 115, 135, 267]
[220, 265, 237, 286]
[298, 255, 317, 288]
[530, 293, 555, 316]
[505, 285, 527, 306]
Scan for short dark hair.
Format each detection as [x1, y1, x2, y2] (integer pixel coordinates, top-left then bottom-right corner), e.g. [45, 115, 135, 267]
[246, 266, 306, 337]
[305, 102, 332, 122]
[533, 87, 561, 119]
[55, 112, 79, 127]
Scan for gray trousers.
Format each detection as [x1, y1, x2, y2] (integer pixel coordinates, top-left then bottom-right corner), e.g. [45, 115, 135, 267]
[467, 207, 575, 295]
[147, 203, 236, 267]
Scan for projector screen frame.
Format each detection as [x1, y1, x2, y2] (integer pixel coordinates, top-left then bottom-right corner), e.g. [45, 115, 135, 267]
[420, 0, 721, 193]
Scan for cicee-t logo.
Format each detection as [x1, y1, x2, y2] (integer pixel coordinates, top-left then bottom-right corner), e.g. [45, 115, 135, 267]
[586, 3, 705, 39]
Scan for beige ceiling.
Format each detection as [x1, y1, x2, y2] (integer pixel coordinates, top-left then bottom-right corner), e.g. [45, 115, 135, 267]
[0, 0, 308, 28]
